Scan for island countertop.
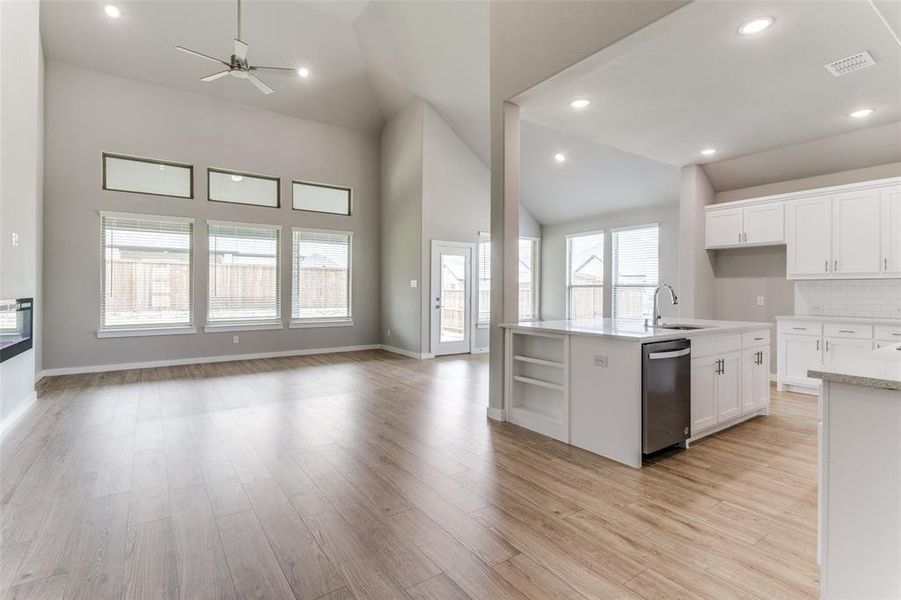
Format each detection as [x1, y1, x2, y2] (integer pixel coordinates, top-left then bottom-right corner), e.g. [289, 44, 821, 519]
[808, 342, 901, 391]
[500, 317, 772, 342]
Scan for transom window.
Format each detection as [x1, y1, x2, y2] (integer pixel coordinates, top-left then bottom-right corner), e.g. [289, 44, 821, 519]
[566, 231, 605, 319]
[292, 181, 351, 215]
[612, 224, 659, 320]
[102, 153, 192, 198]
[291, 229, 352, 323]
[208, 168, 280, 208]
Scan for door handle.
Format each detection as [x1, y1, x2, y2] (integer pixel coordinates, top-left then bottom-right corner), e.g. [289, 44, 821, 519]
[648, 348, 691, 360]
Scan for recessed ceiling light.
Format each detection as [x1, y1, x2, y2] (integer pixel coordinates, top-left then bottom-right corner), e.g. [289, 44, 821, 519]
[738, 17, 774, 35]
[701, 148, 717, 156]
[849, 107, 875, 118]
[230, 175, 243, 182]
[103, 4, 121, 18]
[554, 153, 566, 163]
[297, 67, 310, 78]
[569, 98, 591, 109]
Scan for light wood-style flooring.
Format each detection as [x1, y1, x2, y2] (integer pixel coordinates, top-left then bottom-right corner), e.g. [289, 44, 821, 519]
[0, 350, 819, 599]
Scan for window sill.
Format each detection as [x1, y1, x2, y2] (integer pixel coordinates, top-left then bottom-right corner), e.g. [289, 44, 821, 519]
[476, 322, 490, 329]
[97, 326, 196, 338]
[204, 321, 284, 333]
[289, 319, 353, 329]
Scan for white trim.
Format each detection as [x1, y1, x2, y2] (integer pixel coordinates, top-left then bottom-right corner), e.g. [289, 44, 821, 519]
[99, 210, 195, 224]
[39, 344, 382, 377]
[708, 176, 901, 211]
[204, 321, 284, 333]
[0, 392, 37, 438]
[380, 344, 434, 360]
[475, 322, 490, 329]
[291, 225, 355, 237]
[487, 406, 506, 421]
[471, 347, 489, 354]
[97, 326, 197, 338]
[206, 219, 282, 230]
[289, 319, 353, 329]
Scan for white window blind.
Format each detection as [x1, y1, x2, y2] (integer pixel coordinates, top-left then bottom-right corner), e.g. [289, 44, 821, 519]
[101, 213, 193, 329]
[518, 238, 539, 320]
[292, 229, 352, 322]
[566, 231, 604, 319]
[477, 233, 491, 324]
[208, 223, 281, 324]
[612, 224, 659, 320]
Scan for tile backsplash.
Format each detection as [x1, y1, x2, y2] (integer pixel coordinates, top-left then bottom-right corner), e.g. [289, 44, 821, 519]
[795, 280, 901, 318]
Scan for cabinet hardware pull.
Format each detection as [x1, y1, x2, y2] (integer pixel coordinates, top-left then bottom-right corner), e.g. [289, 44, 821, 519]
[838, 330, 855, 334]
[825, 260, 829, 272]
[792, 327, 806, 331]
[816, 339, 820, 351]
[743, 232, 747, 243]
[826, 340, 830, 352]
[893, 333, 901, 337]
[738, 232, 742, 243]
[834, 259, 838, 271]
[886, 257, 889, 270]
[754, 337, 764, 341]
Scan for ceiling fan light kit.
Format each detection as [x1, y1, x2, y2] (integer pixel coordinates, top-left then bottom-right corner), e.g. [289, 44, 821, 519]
[175, 0, 299, 95]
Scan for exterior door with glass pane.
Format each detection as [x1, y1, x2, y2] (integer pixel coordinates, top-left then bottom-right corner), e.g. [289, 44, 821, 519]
[431, 242, 473, 356]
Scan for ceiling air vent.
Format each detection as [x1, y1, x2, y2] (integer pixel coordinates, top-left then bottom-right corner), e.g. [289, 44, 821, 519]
[825, 51, 876, 77]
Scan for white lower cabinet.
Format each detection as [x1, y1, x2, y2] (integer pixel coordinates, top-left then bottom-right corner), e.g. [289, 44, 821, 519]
[742, 346, 770, 413]
[690, 356, 718, 432]
[716, 351, 742, 422]
[823, 337, 872, 366]
[779, 333, 822, 387]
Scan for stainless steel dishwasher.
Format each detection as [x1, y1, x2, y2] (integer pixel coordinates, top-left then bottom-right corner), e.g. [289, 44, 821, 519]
[642, 339, 691, 454]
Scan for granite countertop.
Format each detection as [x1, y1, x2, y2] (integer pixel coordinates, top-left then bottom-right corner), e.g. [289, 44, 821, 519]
[500, 318, 772, 343]
[776, 315, 901, 326]
[808, 343, 901, 391]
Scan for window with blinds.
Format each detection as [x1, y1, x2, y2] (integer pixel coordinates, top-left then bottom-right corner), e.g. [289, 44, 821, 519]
[612, 224, 659, 320]
[208, 223, 281, 325]
[477, 233, 491, 324]
[291, 229, 352, 322]
[519, 237, 539, 320]
[566, 231, 604, 319]
[101, 213, 193, 330]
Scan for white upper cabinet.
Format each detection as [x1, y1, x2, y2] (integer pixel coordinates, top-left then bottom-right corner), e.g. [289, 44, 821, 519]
[881, 185, 901, 276]
[743, 203, 784, 245]
[787, 195, 832, 278]
[832, 189, 881, 277]
[706, 208, 743, 248]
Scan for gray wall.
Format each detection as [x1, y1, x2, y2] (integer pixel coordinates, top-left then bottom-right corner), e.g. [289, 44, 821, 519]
[540, 203, 679, 321]
[519, 205, 541, 238]
[43, 62, 381, 370]
[678, 164, 716, 319]
[1, 0, 43, 423]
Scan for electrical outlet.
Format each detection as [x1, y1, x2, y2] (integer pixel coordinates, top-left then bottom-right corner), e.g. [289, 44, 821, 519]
[593, 355, 608, 367]
[232, 335, 239, 344]
[756, 296, 765, 306]
[387, 328, 392, 337]
[410, 280, 418, 288]
[11, 232, 19, 247]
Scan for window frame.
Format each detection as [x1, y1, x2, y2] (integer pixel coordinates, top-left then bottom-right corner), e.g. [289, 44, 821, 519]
[102, 152, 194, 199]
[476, 231, 491, 328]
[289, 227, 354, 328]
[291, 179, 353, 216]
[565, 229, 605, 320]
[611, 223, 660, 321]
[207, 167, 281, 209]
[97, 210, 196, 337]
[518, 236, 541, 321]
[204, 220, 284, 332]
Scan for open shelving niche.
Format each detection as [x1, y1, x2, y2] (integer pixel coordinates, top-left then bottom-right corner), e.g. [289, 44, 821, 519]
[505, 329, 569, 442]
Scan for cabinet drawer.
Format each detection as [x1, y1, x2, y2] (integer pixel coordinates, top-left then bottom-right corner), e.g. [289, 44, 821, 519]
[823, 323, 872, 339]
[780, 320, 822, 336]
[742, 329, 771, 348]
[692, 334, 742, 358]
[874, 324, 901, 341]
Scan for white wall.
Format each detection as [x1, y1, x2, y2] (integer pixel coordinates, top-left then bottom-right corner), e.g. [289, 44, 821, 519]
[540, 204, 679, 321]
[42, 62, 381, 371]
[678, 164, 716, 319]
[0, 0, 43, 425]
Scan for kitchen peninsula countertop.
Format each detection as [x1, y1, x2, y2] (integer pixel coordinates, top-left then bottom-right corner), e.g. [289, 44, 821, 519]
[500, 318, 772, 342]
[809, 343, 901, 391]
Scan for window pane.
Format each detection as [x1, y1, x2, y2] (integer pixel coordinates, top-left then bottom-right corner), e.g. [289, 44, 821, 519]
[102, 215, 193, 328]
[440, 254, 466, 342]
[478, 235, 491, 323]
[104, 154, 192, 198]
[208, 224, 280, 323]
[292, 230, 352, 321]
[519, 238, 538, 320]
[612, 225, 659, 320]
[209, 169, 279, 207]
[567, 232, 604, 319]
[292, 182, 351, 215]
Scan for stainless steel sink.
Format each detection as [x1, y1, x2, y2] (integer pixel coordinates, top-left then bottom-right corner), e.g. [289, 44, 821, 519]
[655, 324, 709, 331]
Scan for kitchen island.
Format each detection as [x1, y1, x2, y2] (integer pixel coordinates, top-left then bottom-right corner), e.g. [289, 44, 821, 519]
[500, 318, 773, 468]
[809, 343, 901, 599]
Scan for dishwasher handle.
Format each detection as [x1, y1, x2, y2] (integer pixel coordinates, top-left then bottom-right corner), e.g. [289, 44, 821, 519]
[647, 348, 691, 360]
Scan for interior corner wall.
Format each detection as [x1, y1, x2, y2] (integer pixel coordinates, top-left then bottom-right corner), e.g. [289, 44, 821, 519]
[519, 205, 541, 238]
[380, 102, 424, 354]
[0, 0, 43, 425]
[42, 62, 381, 371]
[678, 164, 716, 319]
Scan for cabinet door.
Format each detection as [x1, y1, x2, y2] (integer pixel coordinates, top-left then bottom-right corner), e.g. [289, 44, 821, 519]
[780, 334, 822, 386]
[716, 351, 742, 422]
[881, 185, 901, 276]
[787, 196, 832, 277]
[756, 346, 771, 409]
[743, 203, 784, 245]
[832, 189, 881, 276]
[691, 357, 717, 432]
[706, 208, 743, 248]
[824, 337, 871, 366]
[741, 348, 758, 413]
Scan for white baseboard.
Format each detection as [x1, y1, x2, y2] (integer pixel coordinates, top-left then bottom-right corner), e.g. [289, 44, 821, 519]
[471, 347, 489, 355]
[487, 406, 506, 421]
[0, 391, 37, 438]
[380, 345, 433, 360]
[39, 344, 382, 377]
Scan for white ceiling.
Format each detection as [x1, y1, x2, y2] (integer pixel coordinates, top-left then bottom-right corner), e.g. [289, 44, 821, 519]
[516, 1, 901, 174]
[520, 121, 679, 225]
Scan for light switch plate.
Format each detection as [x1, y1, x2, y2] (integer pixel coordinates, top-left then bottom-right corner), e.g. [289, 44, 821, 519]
[11, 232, 19, 247]
[756, 296, 765, 306]
[410, 280, 418, 288]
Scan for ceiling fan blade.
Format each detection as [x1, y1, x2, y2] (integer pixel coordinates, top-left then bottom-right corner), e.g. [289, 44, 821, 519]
[234, 39, 248, 61]
[200, 70, 231, 82]
[175, 46, 229, 66]
[250, 66, 297, 76]
[247, 73, 274, 95]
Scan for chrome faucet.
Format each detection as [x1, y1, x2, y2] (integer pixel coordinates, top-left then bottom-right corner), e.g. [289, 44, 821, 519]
[651, 284, 678, 327]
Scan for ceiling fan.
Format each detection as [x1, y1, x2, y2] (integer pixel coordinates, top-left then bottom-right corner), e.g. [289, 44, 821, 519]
[175, 0, 297, 95]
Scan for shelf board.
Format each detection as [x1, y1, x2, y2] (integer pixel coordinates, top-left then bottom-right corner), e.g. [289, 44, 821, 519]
[513, 355, 565, 369]
[513, 375, 564, 392]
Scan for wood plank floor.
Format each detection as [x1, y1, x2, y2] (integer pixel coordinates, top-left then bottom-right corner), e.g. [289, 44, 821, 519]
[0, 350, 819, 599]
